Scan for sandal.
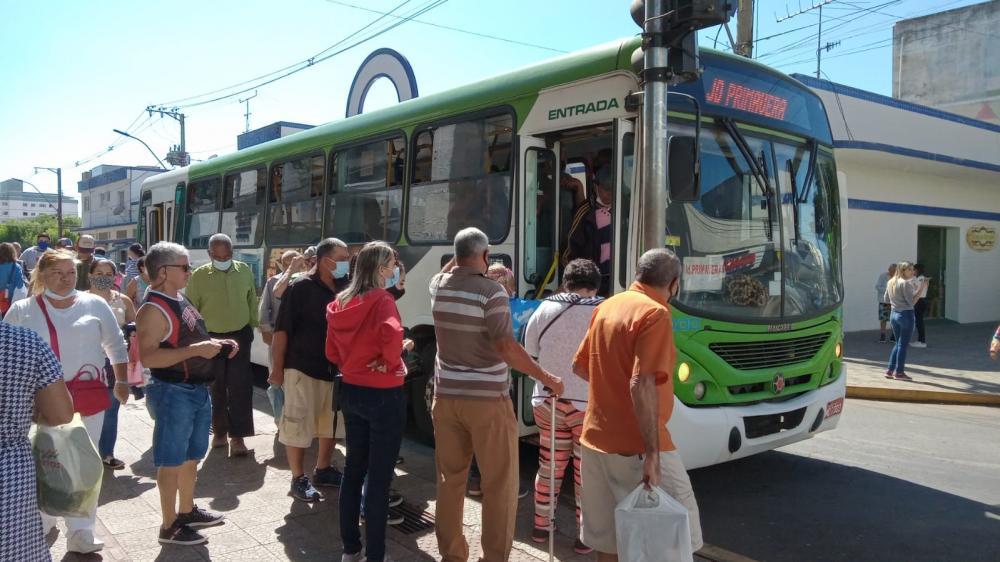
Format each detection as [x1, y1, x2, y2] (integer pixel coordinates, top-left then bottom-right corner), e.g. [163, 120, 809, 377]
[103, 456, 125, 470]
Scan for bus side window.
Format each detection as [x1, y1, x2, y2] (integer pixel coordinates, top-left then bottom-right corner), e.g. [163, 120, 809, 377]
[267, 154, 324, 246]
[185, 177, 222, 249]
[327, 135, 405, 244]
[221, 167, 265, 247]
[407, 113, 514, 244]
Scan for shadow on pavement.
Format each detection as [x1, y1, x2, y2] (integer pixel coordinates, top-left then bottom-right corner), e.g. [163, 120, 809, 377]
[691, 450, 1000, 562]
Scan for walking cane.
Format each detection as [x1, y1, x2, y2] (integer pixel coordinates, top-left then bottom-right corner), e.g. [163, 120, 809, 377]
[548, 395, 557, 562]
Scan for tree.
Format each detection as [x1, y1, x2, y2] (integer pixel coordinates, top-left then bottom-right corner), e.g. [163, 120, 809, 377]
[0, 214, 82, 248]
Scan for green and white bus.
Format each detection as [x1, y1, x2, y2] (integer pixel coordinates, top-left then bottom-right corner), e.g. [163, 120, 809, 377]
[139, 37, 846, 469]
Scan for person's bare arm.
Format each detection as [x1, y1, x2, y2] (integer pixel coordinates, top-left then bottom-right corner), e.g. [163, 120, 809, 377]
[631, 372, 661, 488]
[273, 256, 305, 298]
[35, 379, 74, 426]
[494, 337, 564, 396]
[136, 304, 220, 368]
[572, 356, 589, 382]
[268, 331, 288, 385]
[122, 293, 137, 324]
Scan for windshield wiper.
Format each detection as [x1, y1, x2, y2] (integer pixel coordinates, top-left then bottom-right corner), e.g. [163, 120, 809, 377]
[797, 139, 818, 204]
[721, 118, 774, 240]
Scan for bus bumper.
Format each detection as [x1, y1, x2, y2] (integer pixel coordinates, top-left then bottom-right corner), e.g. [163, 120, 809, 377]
[669, 365, 847, 470]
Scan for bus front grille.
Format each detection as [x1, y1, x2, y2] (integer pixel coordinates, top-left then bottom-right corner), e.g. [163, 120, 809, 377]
[709, 333, 831, 370]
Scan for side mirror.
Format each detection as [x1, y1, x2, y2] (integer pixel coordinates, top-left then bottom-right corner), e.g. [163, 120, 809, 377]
[668, 135, 700, 202]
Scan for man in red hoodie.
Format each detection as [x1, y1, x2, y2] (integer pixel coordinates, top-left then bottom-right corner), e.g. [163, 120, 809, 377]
[269, 237, 351, 502]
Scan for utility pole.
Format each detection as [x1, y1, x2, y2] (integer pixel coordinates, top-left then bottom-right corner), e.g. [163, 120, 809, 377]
[735, 0, 754, 58]
[146, 106, 189, 167]
[34, 166, 63, 237]
[239, 91, 258, 133]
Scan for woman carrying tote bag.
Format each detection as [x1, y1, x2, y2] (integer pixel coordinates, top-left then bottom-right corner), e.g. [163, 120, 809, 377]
[5, 249, 128, 555]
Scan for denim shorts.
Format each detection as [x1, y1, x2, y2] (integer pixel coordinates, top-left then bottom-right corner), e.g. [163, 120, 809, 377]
[146, 379, 212, 467]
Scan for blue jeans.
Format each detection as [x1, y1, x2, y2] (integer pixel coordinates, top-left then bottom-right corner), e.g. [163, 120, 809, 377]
[888, 309, 915, 374]
[339, 383, 405, 562]
[98, 386, 120, 458]
[146, 380, 213, 467]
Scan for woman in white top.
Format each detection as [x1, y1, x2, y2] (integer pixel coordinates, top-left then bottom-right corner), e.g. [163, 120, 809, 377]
[88, 258, 136, 470]
[883, 261, 929, 381]
[522, 258, 604, 555]
[4, 249, 129, 555]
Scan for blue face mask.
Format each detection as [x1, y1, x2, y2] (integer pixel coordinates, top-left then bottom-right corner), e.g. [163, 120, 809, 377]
[385, 266, 400, 289]
[37, 241, 49, 250]
[332, 261, 350, 279]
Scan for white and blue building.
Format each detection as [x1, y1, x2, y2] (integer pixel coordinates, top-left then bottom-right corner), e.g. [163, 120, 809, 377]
[793, 74, 1000, 332]
[77, 165, 165, 262]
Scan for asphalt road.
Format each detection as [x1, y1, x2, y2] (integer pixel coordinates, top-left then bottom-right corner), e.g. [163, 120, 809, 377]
[689, 399, 1000, 562]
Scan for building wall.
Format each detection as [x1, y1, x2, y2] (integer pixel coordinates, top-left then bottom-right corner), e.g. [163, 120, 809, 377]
[79, 167, 161, 230]
[892, 0, 1000, 123]
[838, 156, 1000, 331]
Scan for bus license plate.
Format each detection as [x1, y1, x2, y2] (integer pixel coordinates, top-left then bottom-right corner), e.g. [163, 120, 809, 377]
[825, 398, 844, 418]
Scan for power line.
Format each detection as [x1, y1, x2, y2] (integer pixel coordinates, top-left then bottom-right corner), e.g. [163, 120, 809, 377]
[155, 0, 450, 110]
[323, 0, 567, 53]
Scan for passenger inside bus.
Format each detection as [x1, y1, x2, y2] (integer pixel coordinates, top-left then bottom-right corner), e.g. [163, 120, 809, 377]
[564, 164, 613, 296]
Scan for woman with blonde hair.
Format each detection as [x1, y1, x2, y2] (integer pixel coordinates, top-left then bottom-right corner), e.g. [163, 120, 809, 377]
[325, 241, 406, 562]
[5, 249, 128, 554]
[883, 261, 929, 381]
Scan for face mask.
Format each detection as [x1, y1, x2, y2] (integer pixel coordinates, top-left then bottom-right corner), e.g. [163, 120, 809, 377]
[332, 261, 350, 279]
[90, 276, 115, 291]
[37, 241, 49, 250]
[384, 266, 400, 289]
[212, 259, 232, 271]
[44, 288, 77, 301]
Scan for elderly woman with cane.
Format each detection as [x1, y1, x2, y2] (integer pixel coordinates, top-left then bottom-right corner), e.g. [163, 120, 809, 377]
[523, 258, 605, 556]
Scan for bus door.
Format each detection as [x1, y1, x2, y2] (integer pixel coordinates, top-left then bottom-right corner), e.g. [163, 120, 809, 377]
[144, 205, 162, 248]
[520, 136, 560, 299]
[613, 118, 636, 294]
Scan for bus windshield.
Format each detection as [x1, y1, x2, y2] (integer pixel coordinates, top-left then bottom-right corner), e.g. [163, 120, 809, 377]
[666, 120, 842, 322]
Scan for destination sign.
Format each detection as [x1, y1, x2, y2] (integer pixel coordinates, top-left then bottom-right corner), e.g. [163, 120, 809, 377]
[705, 77, 789, 120]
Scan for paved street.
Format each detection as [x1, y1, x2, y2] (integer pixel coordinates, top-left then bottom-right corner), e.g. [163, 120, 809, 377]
[46, 386, 1000, 562]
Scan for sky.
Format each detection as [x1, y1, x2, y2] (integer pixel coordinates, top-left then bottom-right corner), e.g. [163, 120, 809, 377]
[0, 0, 984, 200]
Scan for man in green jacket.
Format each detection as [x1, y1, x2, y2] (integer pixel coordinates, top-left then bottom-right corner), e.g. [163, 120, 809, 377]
[186, 233, 259, 457]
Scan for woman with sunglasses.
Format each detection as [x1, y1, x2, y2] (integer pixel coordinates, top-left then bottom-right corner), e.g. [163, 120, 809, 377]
[5, 249, 128, 554]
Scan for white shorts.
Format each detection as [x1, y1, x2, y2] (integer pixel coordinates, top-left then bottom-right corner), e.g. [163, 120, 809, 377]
[580, 445, 703, 554]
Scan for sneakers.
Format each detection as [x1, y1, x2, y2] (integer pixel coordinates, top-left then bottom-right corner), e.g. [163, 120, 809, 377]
[291, 475, 323, 501]
[574, 538, 593, 554]
[313, 466, 344, 487]
[531, 527, 551, 543]
[879, 333, 887, 343]
[67, 529, 104, 553]
[102, 456, 125, 470]
[911, 341, 927, 348]
[894, 372, 914, 381]
[467, 479, 482, 497]
[175, 504, 225, 528]
[158, 523, 206, 545]
[342, 553, 365, 562]
[388, 489, 404, 508]
[885, 371, 895, 379]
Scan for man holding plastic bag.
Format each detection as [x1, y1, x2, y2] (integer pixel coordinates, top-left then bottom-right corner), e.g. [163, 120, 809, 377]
[572, 249, 702, 561]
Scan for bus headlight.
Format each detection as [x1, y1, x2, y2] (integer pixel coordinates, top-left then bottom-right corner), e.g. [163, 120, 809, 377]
[835, 341, 843, 358]
[678, 362, 691, 382]
[694, 381, 706, 400]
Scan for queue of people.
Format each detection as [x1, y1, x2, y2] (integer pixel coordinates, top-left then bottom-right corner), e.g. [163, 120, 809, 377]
[2, 226, 703, 562]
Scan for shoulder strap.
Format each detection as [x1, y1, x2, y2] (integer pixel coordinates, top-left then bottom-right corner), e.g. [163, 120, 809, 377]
[537, 299, 579, 345]
[35, 295, 60, 360]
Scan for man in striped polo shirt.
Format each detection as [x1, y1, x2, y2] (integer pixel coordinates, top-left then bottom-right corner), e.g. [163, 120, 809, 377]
[430, 227, 564, 562]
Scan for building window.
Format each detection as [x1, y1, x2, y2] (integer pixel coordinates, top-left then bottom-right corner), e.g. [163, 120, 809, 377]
[97, 232, 110, 241]
[116, 230, 128, 239]
[1, 211, 6, 216]
[22, 212, 28, 216]
[117, 191, 125, 206]
[83, 196, 90, 211]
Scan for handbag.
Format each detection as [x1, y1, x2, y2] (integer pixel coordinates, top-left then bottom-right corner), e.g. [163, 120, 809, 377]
[36, 296, 112, 416]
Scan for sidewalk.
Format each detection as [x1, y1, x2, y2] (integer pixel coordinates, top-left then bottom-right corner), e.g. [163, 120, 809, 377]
[49, 390, 726, 562]
[844, 320, 1000, 406]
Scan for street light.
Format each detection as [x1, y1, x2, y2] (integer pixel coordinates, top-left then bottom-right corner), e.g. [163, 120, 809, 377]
[32, 166, 63, 237]
[112, 129, 168, 169]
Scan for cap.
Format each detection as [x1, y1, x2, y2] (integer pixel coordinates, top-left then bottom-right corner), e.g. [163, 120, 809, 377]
[77, 235, 96, 250]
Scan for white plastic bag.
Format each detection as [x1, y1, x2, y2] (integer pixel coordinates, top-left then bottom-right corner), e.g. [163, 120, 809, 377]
[31, 414, 103, 517]
[615, 484, 693, 562]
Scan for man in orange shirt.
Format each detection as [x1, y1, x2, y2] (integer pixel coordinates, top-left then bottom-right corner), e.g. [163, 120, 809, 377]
[573, 248, 701, 560]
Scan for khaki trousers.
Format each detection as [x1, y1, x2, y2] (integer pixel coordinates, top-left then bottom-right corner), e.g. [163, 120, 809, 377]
[433, 396, 518, 562]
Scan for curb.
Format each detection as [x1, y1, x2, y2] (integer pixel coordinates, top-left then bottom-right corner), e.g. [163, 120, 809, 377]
[846, 385, 1000, 407]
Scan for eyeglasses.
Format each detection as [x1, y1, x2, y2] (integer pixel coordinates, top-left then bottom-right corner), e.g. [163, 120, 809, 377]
[163, 264, 192, 273]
